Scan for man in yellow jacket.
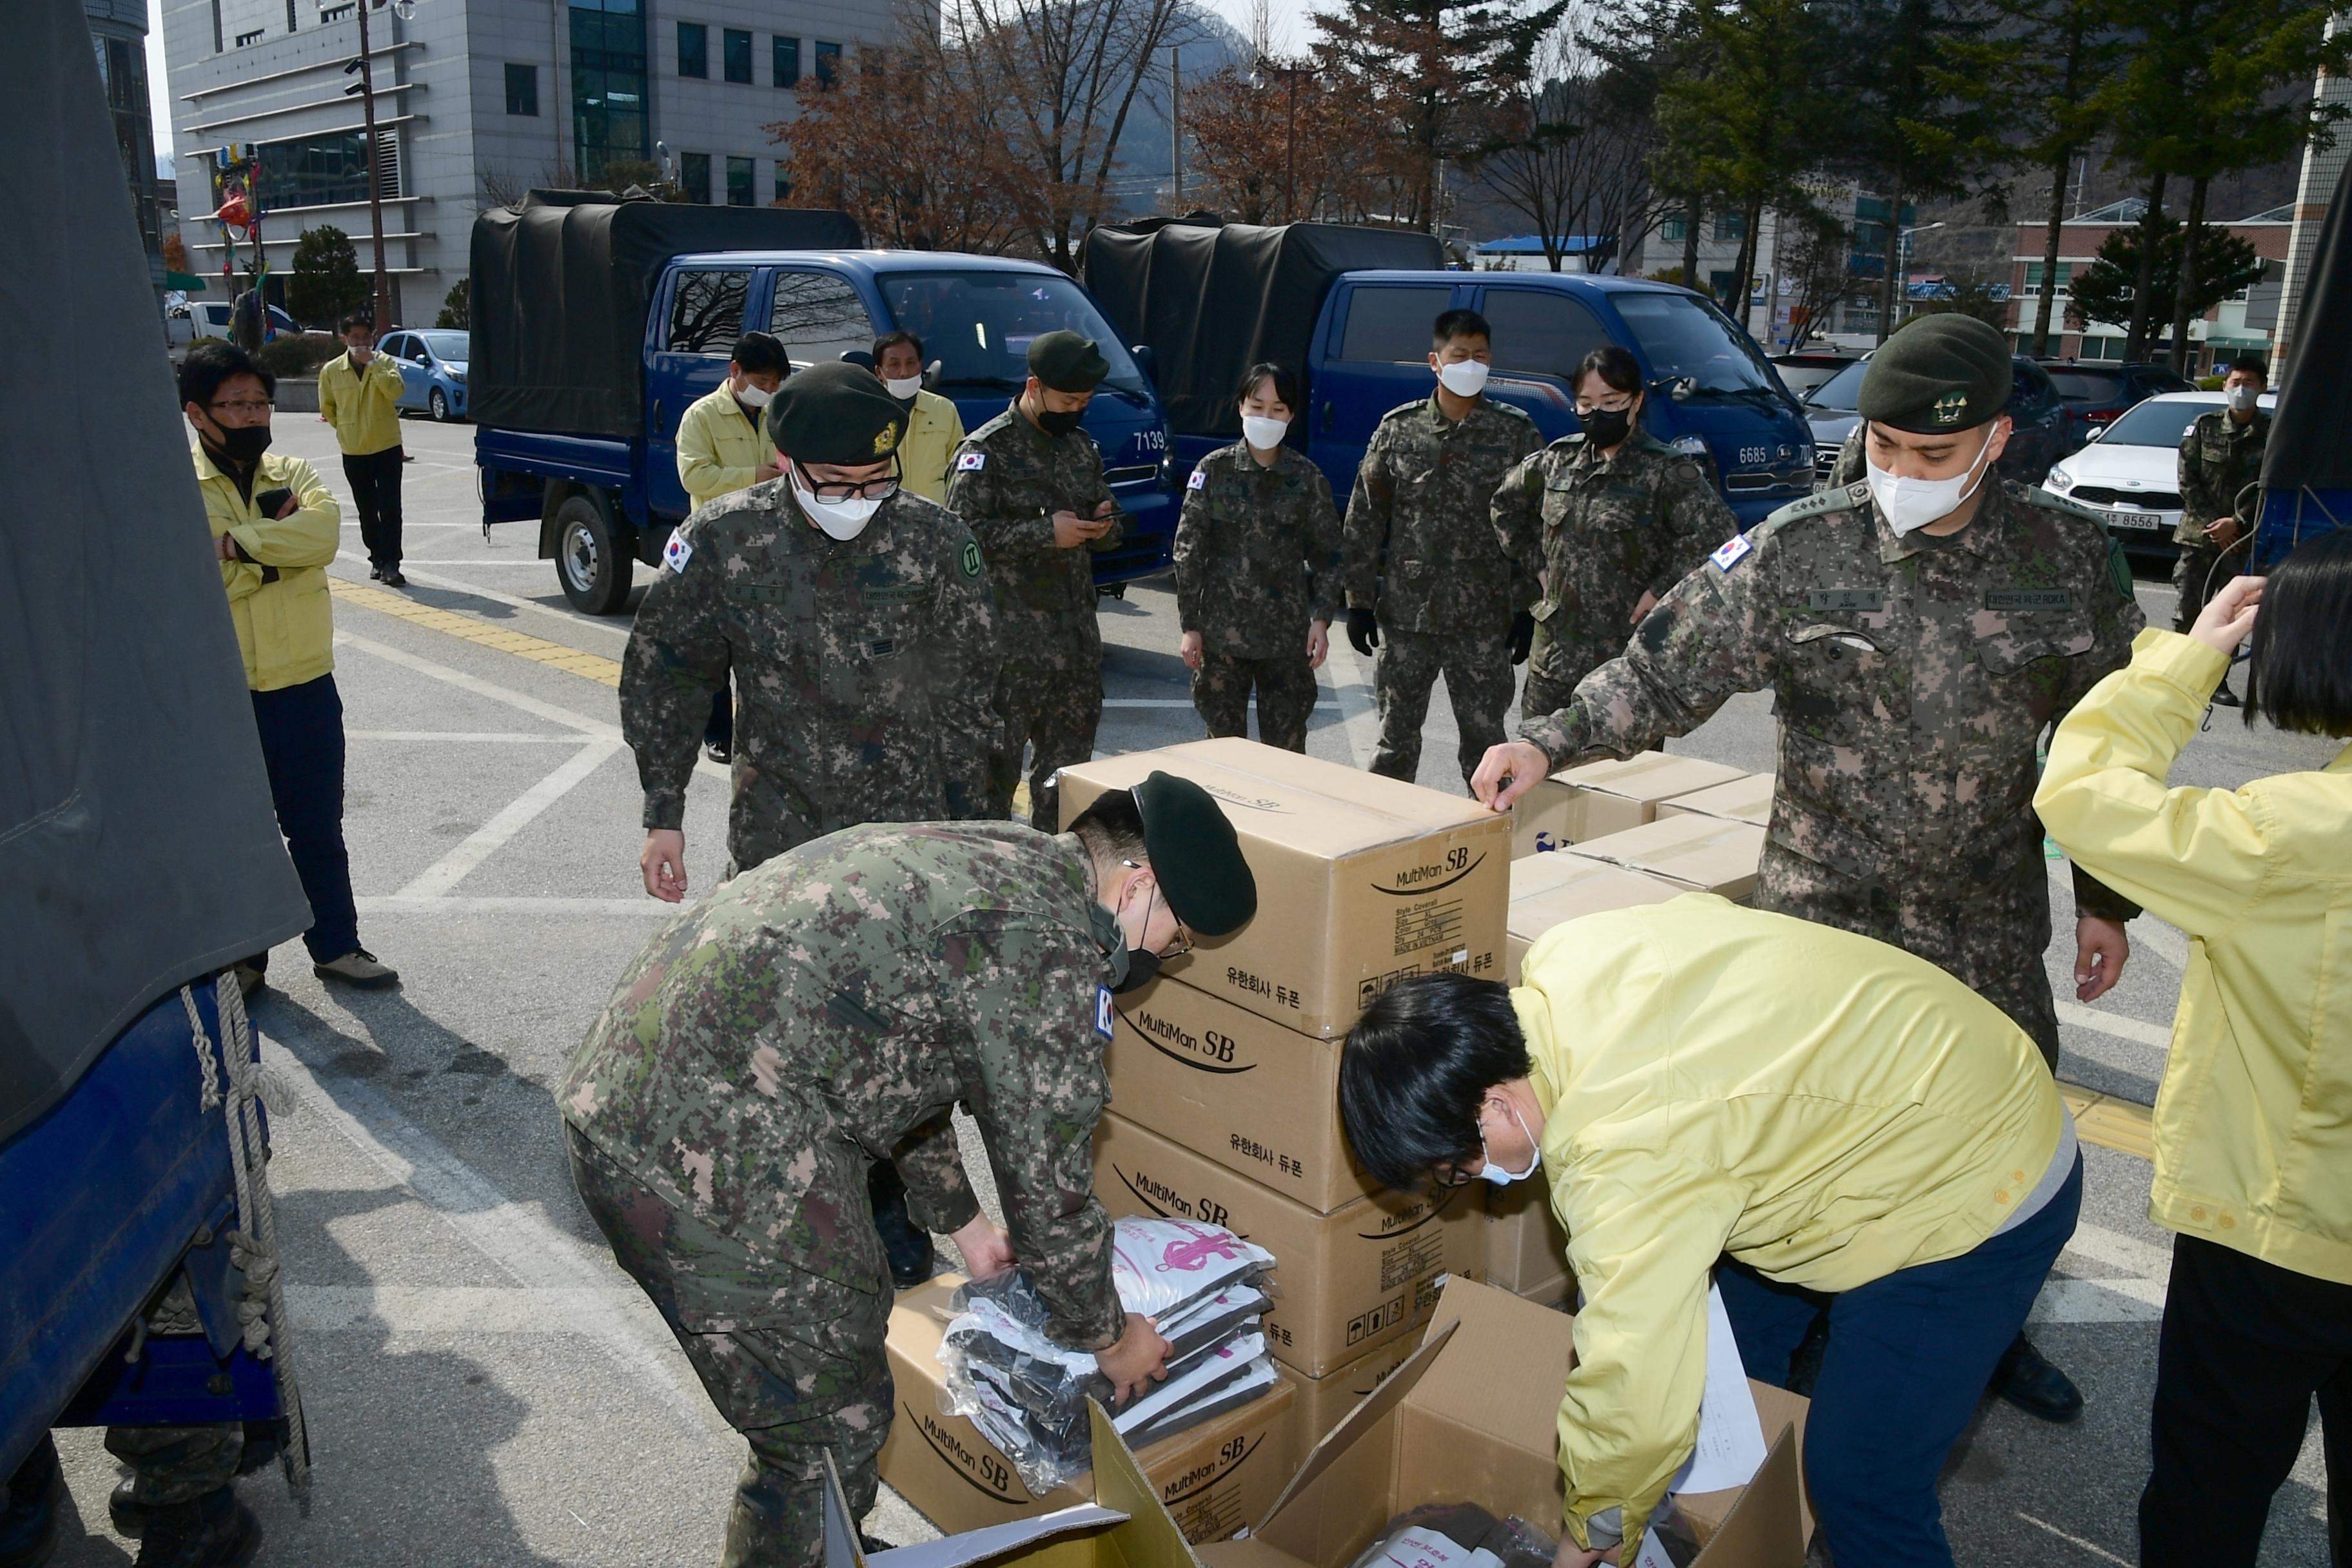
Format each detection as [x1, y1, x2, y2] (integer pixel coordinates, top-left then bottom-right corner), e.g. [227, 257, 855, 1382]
[317, 310, 409, 584]
[1340, 896, 2074, 1567]
[876, 329, 966, 504]
[182, 342, 397, 994]
[674, 330, 789, 761]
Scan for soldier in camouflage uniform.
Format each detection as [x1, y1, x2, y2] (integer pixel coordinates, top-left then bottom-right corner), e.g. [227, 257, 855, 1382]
[1173, 363, 1343, 752]
[1475, 315, 2145, 1426]
[1344, 308, 1544, 786]
[623, 364, 1001, 1288]
[556, 776, 1257, 1566]
[1493, 345, 1737, 720]
[947, 331, 1124, 830]
[2173, 356, 2271, 706]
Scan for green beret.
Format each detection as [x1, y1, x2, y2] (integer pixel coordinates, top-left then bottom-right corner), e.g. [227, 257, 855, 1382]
[1858, 315, 2013, 434]
[763, 361, 910, 465]
[1027, 329, 1109, 393]
[1133, 771, 1256, 937]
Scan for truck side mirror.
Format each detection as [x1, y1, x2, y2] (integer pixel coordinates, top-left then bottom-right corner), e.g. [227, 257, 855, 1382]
[1130, 343, 1156, 383]
[923, 358, 943, 394]
[838, 349, 876, 369]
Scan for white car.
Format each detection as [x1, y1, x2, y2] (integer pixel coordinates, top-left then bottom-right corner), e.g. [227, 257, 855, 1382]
[2042, 390, 2277, 557]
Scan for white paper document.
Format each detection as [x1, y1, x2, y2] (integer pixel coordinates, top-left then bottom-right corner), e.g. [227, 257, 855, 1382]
[1667, 1282, 1770, 1495]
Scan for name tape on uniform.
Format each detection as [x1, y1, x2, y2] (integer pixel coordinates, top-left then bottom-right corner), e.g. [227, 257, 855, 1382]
[662, 529, 693, 574]
[956, 451, 988, 472]
[1710, 534, 1753, 572]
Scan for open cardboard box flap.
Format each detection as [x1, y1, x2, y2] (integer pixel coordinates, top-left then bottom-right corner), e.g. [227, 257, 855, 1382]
[1061, 740, 1497, 856]
[830, 1402, 1201, 1568]
[1206, 1279, 1808, 1568]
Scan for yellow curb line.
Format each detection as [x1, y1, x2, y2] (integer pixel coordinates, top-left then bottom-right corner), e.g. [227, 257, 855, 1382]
[2057, 1083, 2155, 1161]
[333, 578, 622, 689]
[329, 576, 2163, 1170]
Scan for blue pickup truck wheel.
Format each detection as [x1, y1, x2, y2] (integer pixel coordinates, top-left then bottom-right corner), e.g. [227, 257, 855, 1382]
[553, 493, 632, 616]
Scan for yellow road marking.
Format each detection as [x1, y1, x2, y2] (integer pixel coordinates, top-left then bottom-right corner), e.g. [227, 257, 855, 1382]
[332, 576, 2163, 1168]
[333, 579, 622, 688]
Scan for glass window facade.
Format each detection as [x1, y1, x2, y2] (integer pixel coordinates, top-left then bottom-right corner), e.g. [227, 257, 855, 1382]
[250, 128, 393, 211]
[680, 151, 711, 203]
[723, 28, 752, 82]
[813, 41, 841, 83]
[505, 62, 539, 115]
[571, 0, 649, 184]
[774, 162, 793, 202]
[678, 20, 707, 76]
[1714, 211, 1745, 241]
[726, 155, 754, 206]
[90, 30, 161, 263]
[773, 35, 799, 85]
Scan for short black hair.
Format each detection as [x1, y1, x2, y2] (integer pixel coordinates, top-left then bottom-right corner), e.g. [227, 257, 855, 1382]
[338, 311, 374, 336]
[1233, 361, 1300, 413]
[2228, 355, 2270, 384]
[1069, 787, 1148, 864]
[1432, 308, 1491, 350]
[731, 331, 789, 377]
[1574, 344, 1644, 399]
[2248, 529, 2352, 736]
[179, 340, 274, 409]
[874, 329, 925, 364]
[1339, 972, 1530, 1193]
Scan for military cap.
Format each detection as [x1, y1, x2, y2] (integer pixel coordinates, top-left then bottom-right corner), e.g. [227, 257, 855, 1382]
[1858, 315, 2013, 434]
[1133, 771, 1256, 936]
[763, 360, 910, 464]
[1027, 329, 1110, 393]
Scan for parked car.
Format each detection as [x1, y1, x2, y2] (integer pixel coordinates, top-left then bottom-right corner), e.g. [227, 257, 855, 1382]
[185, 299, 297, 341]
[1802, 351, 2078, 484]
[2041, 389, 2277, 562]
[1769, 349, 1859, 401]
[380, 328, 469, 421]
[2038, 360, 2196, 433]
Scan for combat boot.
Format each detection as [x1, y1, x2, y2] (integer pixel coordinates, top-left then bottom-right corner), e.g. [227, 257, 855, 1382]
[0, 1436, 63, 1568]
[130, 1489, 259, 1568]
[111, 1424, 280, 1538]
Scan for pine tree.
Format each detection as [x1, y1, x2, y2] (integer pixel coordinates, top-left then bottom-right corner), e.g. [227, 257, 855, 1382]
[286, 225, 367, 328]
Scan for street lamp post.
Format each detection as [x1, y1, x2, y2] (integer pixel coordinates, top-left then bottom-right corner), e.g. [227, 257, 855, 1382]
[1892, 220, 1945, 333]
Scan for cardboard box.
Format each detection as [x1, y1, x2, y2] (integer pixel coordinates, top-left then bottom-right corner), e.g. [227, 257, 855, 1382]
[1505, 854, 1685, 983]
[1511, 752, 1748, 858]
[1569, 816, 1769, 902]
[1108, 974, 1377, 1215]
[1056, 740, 1511, 1039]
[1093, 1114, 1485, 1377]
[1482, 1180, 1571, 1305]
[1197, 1279, 1812, 1568]
[1275, 1331, 1426, 1455]
[877, 1276, 1297, 1544]
[827, 1402, 1199, 1568]
[1660, 774, 1776, 828]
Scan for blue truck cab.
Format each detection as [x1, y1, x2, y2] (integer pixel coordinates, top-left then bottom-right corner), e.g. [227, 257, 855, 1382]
[475, 233, 1175, 614]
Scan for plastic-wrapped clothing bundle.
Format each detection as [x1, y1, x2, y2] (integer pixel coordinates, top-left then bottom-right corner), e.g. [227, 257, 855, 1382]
[1344, 1505, 1562, 1568]
[938, 1217, 1278, 1491]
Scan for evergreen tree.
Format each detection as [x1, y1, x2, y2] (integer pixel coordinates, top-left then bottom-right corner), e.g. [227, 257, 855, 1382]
[2065, 213, 2264, 346]
[286, 225, 367, 328]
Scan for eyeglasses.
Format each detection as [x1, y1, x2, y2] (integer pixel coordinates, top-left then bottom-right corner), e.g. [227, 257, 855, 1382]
[796, 460, 901, 501]
[208, 398, 273, 416]
[1119, 860, 1192, 957]
[1573, 395, 1636, 416]
[1430, 1162, 1478, 1190]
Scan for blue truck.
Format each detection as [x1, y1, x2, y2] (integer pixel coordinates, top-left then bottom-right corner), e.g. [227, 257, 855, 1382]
[471, 193, 1178, 614]
[1083, 220, 1817, 527]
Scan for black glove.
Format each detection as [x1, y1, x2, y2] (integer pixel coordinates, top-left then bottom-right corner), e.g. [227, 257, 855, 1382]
[1346, 606, 1380, 658]
[1509, 609, 1535, 666]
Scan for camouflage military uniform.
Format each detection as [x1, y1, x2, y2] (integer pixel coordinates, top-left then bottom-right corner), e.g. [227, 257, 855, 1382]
[622, 482, 999, 874]
[1345, 395, 1543, 785]
[2173, 406, 2270, 632]
[558, 823, 1130, 1568]
[947, 404, 1124, 828]
[1493, 431, 1736, 721]
[1825, 422, 1866, 490]
[1519, 478, 2146, 1065]
[1173, 442, 1343, 752]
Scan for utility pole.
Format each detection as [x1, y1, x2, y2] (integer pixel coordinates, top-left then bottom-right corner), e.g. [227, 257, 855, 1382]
[1170, 48, 1182, 205]
[347, 0, 395, 329]
[1265, 63, 1309, 223]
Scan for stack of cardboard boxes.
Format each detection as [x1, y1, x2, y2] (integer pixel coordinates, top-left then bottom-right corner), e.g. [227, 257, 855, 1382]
[1057, 740, 1505, 1464]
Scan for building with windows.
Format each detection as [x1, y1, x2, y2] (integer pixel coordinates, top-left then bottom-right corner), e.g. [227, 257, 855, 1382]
[158, 0, 906, 327]
[86, 0, 169, 311]
[2005, 197, 2294, 371]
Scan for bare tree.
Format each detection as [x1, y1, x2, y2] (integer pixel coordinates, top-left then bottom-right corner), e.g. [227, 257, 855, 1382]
[1776, 201, 1862, 347]
[1470, 20, 1661, 271]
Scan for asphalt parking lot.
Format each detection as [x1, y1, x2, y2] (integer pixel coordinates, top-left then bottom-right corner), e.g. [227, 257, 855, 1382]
[43, 411, 2341, 1564]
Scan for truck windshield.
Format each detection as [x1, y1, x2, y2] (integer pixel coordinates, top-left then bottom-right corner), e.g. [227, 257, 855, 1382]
[878, 271, 1149, 397]
[1613, 293, 1779, 398]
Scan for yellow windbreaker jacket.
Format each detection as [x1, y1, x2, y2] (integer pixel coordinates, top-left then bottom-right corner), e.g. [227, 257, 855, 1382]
[2037, 629, 2352, 1286]
[676, 386, 770, 511]
[195, 444, 342, 691]
[1516, 897, 2059, 1550]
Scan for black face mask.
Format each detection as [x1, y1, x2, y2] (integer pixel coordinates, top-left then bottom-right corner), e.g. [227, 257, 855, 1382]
[1090, 891, 1164, 994]
[211, 424, 273, 466]
[1578, 405, 1633, 448]
[1035, 406, 1085, 438]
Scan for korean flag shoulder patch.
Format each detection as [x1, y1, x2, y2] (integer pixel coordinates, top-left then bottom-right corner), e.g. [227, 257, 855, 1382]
[662, 528, 694, 575]
[1095, 986, 1115, 1040]
[1186, 467, 1207, 491]
[955, 451, 988, 473]
[1710, 533, 1754, 573]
